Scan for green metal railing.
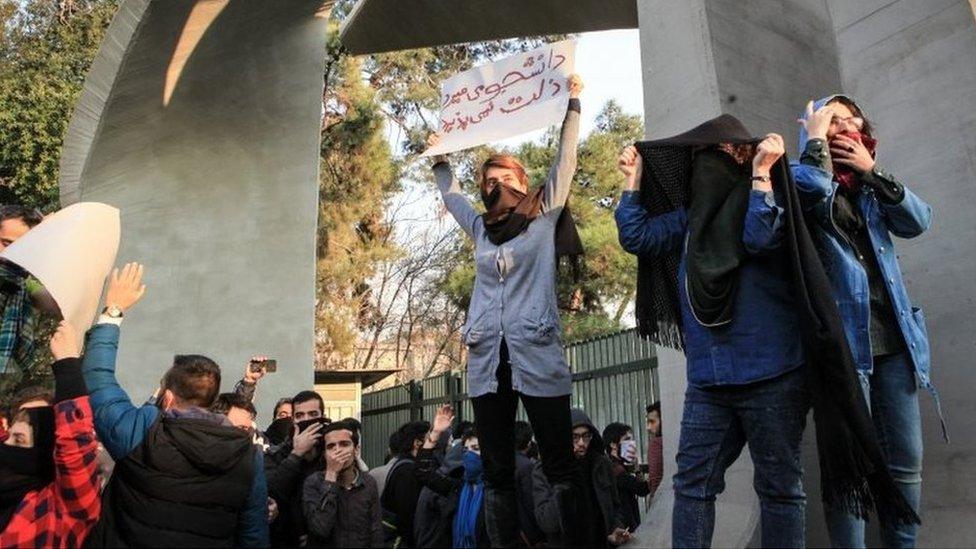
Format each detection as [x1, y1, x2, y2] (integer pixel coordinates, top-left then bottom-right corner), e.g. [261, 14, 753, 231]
[360, 328, 659, 468]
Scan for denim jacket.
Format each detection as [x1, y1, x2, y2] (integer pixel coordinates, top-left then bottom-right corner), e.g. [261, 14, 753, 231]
[615, 183, 804, 388]
[434, 101, 580, 398]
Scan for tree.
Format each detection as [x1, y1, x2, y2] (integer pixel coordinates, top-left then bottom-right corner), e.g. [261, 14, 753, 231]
[0, 0, 118, 210]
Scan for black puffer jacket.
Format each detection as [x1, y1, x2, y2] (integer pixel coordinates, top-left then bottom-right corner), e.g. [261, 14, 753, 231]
[87, 415, 256, 547]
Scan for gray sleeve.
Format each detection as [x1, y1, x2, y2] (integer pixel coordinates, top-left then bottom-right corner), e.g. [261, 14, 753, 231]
[303, 473, 338, 541]
[541, 100, 581, 216]
[234, 378, 256, 403]
[433, 162, 480, 239]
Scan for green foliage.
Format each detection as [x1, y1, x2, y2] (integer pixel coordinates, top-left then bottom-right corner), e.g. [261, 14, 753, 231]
[0, 0, 117, 210]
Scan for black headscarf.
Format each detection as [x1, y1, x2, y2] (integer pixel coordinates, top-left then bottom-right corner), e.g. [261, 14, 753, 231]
[0, 406, 56, 531]
[480, 184, 584, 268]
[633, 114, 755, 347]
[634, 114, 920, 525]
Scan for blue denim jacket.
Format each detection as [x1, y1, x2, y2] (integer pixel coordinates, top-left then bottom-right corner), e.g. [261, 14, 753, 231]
[82, 323, 269, 547]
[790, 164, 933, 378]
[615, 189, 804, 387]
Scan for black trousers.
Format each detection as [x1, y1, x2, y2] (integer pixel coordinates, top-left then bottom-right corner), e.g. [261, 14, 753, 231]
[471, 340, 575, 490]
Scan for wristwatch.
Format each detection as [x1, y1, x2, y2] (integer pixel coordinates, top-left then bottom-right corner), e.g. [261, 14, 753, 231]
[103, 305, 124, 318]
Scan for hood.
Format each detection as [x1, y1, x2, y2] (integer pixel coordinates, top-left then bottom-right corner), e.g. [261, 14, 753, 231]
[570, 408, 604, 453]
[158, 411, 253, 474]
[439, 440, 467, 475]
[797, 94, 866, 152]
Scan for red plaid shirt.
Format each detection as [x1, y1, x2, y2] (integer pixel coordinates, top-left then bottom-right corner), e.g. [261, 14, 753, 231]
[0, 396, 102, 548]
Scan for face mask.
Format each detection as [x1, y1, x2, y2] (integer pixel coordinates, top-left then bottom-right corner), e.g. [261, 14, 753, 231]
[831, 130, 877, 192]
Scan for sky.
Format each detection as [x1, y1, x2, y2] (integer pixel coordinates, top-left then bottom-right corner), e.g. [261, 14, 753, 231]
[387, 29, 646, 236]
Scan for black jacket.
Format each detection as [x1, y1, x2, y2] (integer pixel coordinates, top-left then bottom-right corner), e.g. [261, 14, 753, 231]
[265, 441, 322, 547]
[515, 452, 545, 545]
[610, 457, 650, 532]
[532, 409, 623, 548]
[86, 416, 255, 547]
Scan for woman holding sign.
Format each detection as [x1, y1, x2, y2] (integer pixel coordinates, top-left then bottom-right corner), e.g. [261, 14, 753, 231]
[426, 74, 585, 547]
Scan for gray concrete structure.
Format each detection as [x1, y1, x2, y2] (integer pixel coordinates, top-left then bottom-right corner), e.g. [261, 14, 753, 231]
[59, 0, 330, 424]
[341, 0, 976, 546]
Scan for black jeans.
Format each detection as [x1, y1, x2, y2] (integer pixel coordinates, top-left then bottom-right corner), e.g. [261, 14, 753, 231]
[471, 339, 575, 491]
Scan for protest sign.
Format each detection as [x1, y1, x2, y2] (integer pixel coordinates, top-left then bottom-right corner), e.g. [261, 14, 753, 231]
[422, 39, 576, 156]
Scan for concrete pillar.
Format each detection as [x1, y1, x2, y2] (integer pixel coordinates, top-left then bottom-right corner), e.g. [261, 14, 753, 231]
[59, 0, 329, 424]
[634, 1, 843, 546]
[807, 2, 976, 547]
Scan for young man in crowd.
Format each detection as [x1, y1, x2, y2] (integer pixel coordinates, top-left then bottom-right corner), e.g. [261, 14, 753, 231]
[532, 409, 630, 548]
[0, 322, 102, 547]
[303, 420, 383, 547]
[645, 401, 663, 498]
[212, 392, 258, 431]
[380, 420, 430, 547]
[603, 422, 651, 533]
[82, 263, 269, 547]
[264, 389, 327, 546]
[0, 205, 43, 252]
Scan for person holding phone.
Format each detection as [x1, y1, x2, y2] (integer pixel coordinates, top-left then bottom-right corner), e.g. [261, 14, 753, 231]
[603, 422, 650, 533]
[425, 74, 584, 547]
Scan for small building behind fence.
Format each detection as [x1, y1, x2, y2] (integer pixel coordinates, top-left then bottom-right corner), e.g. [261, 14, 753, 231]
[360, 328, 660, 468]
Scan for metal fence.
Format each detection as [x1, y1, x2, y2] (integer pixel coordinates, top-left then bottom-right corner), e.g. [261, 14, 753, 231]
[360, 328, 660, 467]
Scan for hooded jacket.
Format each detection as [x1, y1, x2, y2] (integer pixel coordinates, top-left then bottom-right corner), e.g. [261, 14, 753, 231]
[82, 322, 268, 547]
[532, 409, 623, 547]
[791, 95, 941, 433]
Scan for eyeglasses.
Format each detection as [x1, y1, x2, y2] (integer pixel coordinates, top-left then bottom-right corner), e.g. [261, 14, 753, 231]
[830, 115, 864, 130]
[572, 432, 592, 443]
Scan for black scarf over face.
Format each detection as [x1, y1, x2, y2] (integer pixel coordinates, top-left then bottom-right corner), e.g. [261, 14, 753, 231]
[0, 406, 56, 531]
[480, 183, 584, 266]
[634, 114, 920, 526]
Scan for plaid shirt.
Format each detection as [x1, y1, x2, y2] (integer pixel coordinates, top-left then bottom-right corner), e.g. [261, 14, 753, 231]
[0, 261, 36, 374]
[0, 397, 101, 548]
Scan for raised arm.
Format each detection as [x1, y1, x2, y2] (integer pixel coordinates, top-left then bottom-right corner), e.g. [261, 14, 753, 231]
[48, 322, 102, 538]
[82, 262, 157, 460]
[613, 145, 688, 257]
[542, 74, 583, 216]
[426, 135, 480, 239]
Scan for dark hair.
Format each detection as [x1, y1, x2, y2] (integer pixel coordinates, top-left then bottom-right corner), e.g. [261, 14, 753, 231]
[514, 420, 534, 452]
[0, 205, 44, 228]
[11, 386, 54, 412]
[323, 419, 360, 447]
[292, 390, 324, 413]
[826, 96, 874, 138]
[272, 398, 293, 417]
[602, 422, 633, 454]
[339, 417, 361, 433]
[646, 401, 661, 415]
[163, 355, 221, 408]
[393, 420, 430, 457]
[453, 420, 475, 440]
[210, 392, 256, 418]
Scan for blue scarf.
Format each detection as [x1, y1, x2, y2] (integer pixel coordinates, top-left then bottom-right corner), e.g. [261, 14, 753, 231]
[452, 451, 484, 549]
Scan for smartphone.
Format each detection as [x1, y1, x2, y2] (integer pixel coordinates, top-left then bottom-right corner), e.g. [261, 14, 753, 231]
[250, 359, 277, 373]
[620, 439, 638, 465]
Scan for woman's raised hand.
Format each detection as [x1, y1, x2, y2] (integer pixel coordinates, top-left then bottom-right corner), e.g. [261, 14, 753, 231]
[426, 133, 448, 165]
[797, 100, 834, 141]
[618, 145, 642, 191]
[568, 74, 584, 99]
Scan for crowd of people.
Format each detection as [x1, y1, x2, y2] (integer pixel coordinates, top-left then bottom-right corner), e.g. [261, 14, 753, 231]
[0, 74, 937, 549]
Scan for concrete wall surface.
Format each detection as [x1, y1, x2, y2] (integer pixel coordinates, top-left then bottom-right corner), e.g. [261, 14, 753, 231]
[59, 0, 328, 425]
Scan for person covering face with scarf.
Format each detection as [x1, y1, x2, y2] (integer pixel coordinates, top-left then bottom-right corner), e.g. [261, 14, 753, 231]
[615, 116, 815, 547]
[794, 95, 936, 548]
[425, 74, 584, 547]
[0, 321, 102, 548]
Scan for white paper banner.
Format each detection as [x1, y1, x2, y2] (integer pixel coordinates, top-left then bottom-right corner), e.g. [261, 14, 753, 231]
[1, 202, 120, 344]
[422, 39, 576, 156]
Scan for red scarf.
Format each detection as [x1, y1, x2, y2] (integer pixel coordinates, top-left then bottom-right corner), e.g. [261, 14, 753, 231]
[830, 131, 877, 192]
